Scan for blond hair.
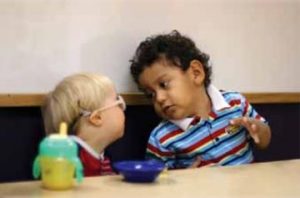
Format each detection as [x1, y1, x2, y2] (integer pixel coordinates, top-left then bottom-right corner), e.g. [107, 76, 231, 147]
[43, 73, 114, 135]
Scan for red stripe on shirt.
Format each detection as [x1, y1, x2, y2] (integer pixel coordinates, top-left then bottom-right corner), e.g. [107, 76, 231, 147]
[147, 143, 174, 157]
[99, 158, 114, 175]
[229, 99, 241, 106]
[159, 129, 183, 144]
[79, 148, 114, 176]
[255, 114, 262, 120]
[190, 116, 201, 125]
[199, 140, 248, 166]
[209, 111, 217, 119]
[179, 126, 227, 154]
[243, 101, 249, 116]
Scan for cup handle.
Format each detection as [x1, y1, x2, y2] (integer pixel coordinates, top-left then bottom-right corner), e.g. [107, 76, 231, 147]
[32, 157, 41, 179]
[72, 158, 83, 183]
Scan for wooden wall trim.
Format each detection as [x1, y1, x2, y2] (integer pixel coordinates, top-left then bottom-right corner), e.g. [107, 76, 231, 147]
[0, 92, 299, 107]
[0, 94, 45, 107]
[243, 93, 300, 104]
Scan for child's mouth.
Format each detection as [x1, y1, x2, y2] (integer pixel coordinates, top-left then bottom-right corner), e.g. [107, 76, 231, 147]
[163, 105, 175, 115]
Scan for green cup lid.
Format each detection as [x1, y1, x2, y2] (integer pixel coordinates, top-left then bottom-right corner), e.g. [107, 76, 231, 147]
[39, 134, 78, 159]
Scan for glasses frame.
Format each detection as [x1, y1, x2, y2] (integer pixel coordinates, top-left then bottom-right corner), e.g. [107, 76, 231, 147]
[80, 95, 126, 117]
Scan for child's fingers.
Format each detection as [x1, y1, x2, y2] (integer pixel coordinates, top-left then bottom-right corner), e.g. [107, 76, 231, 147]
[230, 117, 249, 128]
[241, 118, 260, 143]
[249, 123, 260, 143]
[251, 133, 260, 144]
[231, 117, 253, 130]
[230, 117, 260, 143]
[251, 123, 257, 131]
[242, 117, 253, 130]
[230, 118, 241, 125]
[189, 156, 202, 168]
[206, 163, 217, 167]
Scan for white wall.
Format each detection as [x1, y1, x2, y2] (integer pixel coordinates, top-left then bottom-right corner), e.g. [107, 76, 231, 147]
[0, 0, 299, 93]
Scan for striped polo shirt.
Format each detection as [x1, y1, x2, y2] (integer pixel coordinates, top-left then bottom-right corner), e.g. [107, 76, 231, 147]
[146, 85, 266, 169]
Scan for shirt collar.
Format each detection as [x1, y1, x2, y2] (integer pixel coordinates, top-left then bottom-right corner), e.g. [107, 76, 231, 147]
[207, 84, 230, 111]
[170, 84, 230, 131]
[69, 135, 104, 160]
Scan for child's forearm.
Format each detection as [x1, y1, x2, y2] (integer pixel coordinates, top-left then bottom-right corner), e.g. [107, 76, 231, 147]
[255, 121, 271, 149]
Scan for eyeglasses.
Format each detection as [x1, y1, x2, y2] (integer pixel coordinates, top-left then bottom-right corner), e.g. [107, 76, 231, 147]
[79, 95, 126, 117]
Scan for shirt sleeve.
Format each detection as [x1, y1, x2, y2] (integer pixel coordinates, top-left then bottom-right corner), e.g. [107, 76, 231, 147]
[240, 94, 267, 123]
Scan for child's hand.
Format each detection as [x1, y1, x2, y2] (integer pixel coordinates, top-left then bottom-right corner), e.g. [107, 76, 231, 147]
[229, 117, 271, 149]
[188, 156, 216, 168]
[189, 156, 202, 168]
[230, 117, 260, 143]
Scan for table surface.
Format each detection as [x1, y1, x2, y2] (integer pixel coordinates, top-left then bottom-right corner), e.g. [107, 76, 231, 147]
[1, 159, 300, 198]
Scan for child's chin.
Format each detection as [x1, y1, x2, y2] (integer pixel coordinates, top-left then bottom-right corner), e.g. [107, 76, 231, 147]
[164, 114, 184, 121]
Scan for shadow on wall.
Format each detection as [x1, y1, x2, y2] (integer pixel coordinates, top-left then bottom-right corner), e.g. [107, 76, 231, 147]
[0, 104, 299, 182]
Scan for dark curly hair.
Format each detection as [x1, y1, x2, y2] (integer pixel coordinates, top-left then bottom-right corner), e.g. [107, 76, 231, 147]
[130, 30, 212, 89]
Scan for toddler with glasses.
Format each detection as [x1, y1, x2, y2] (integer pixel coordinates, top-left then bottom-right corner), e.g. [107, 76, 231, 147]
[43, 73, 126, 176]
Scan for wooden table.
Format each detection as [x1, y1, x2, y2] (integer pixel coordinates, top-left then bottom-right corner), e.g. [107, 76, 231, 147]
[1, 159, 299, 198]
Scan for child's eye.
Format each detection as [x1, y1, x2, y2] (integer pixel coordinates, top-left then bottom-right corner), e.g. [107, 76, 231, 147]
[159, 81, 169, 89]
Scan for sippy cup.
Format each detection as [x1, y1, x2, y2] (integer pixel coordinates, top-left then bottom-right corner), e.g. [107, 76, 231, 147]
[33, 122, 83, 190]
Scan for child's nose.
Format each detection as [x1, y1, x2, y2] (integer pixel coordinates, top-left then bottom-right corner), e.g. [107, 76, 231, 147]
[155, 90, 166, 104]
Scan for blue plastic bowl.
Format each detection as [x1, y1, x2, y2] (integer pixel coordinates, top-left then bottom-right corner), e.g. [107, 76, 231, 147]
[113, 160, 165, 183]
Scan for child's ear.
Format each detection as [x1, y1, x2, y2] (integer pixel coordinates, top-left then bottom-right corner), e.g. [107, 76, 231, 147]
[88, 111, 103, 126]
[188, 59, 205, 85]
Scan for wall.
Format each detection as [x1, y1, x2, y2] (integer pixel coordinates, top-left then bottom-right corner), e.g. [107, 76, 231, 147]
[0, 0, 299, 93]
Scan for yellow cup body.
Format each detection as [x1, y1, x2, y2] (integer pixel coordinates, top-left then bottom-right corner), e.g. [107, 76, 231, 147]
[40, 156, 75, 190]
